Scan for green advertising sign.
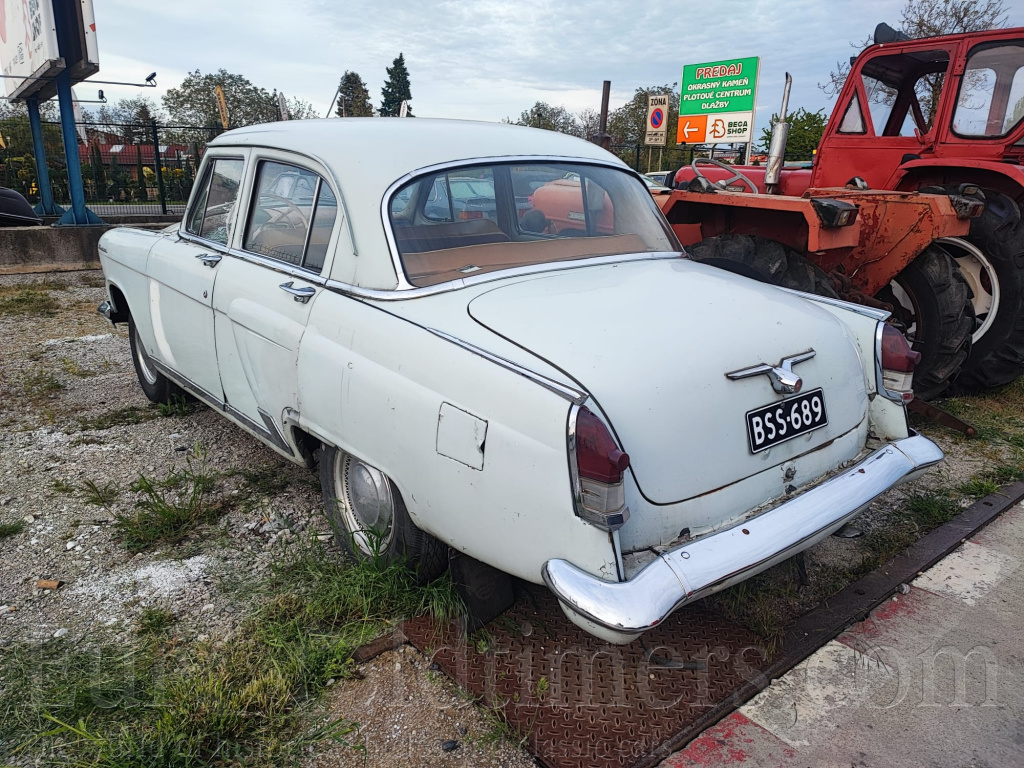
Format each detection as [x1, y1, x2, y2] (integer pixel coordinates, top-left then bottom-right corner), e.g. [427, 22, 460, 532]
[679, 56, 759, 116]
[676, 56, 760, 144]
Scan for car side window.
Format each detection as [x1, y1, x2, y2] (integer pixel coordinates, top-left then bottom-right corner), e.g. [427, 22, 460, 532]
[185, 158, 244, 245]
[243, 160, 337, 273]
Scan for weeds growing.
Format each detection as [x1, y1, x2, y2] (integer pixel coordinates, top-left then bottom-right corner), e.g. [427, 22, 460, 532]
[0, 540, 459, 766]
[0, 520, 25, 540]
[114, 446, 222, 552]
[80, 479, 120, 507]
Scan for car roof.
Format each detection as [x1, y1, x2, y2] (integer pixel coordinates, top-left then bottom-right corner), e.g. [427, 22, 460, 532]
[209, 118, 626, 289]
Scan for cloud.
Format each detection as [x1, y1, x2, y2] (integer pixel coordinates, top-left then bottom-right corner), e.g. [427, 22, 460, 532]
[82, 0, 1024, 138]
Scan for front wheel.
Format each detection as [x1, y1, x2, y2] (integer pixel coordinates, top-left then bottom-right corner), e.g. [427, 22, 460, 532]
[318, 445, 448, 582]
[128, 315, 180, 404]
[875, 244, 974, 400]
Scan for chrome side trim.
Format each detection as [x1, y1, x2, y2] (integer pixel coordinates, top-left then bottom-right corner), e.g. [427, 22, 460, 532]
[324, 251, 682, 302]
[542, 431, 943, 642]
[783, 288, 891, 322]
[150, 360, 294, 457]
[428, 329, 587, 404]
[178, 229, 331, 286]
[257, 407, 293, 454]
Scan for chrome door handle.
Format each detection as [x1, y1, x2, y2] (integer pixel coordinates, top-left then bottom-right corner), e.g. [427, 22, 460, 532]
[196, 253, 222, 267]
[279, 281, 316, 303]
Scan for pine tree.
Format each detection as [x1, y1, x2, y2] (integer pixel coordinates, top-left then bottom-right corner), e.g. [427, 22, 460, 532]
[380, 53, 413, 117]
[336, 71, 374, 117]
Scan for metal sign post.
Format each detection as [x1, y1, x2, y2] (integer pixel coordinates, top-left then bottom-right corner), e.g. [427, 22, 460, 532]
[26, 98, 63, 216]
[676, 56, 760, 152]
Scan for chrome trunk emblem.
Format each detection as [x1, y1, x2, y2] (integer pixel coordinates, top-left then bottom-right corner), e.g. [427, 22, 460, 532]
[726, 350, 815, 394]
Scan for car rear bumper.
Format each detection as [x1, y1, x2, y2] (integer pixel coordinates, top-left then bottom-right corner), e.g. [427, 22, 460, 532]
[541, 431, 943, 644]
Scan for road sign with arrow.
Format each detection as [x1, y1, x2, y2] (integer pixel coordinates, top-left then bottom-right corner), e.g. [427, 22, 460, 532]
[676, 56, 759, 145]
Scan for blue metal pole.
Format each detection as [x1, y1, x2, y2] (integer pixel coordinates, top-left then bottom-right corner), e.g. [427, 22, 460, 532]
[54, 69, 102, 225]
[26, 98, 63, 216]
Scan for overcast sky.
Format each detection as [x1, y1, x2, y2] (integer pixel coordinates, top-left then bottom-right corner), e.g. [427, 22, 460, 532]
[90, 0, 1024, 137]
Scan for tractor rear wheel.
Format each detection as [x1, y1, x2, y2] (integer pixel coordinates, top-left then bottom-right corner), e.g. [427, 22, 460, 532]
[875, 244, 974, 401]
[686, 234, 839, 297]
[943, 188, 1024, 393]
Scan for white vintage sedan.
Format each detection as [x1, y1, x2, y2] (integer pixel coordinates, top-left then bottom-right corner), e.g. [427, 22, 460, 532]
[97, 119, 941, 644]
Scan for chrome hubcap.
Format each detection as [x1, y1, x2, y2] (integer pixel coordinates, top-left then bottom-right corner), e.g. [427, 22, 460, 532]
[938, 237, 999, 344]
[333, 453, 395, 556]
[134, 327, 158, 385]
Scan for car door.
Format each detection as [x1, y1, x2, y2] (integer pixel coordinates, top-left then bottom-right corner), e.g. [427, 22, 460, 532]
[146, 153, 247, 401]
[212, 155, 340, 453]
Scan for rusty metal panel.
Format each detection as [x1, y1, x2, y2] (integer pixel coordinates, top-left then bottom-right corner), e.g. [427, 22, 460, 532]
[403, 589, 768, 768]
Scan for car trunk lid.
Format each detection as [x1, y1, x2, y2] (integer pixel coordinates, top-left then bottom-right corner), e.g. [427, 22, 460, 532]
[467, 258, 869, 505]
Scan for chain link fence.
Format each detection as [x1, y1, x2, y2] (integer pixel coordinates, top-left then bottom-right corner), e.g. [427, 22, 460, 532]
[0, 118, 223, 217]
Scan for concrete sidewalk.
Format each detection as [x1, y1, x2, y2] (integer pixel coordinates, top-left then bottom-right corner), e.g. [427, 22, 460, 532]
[663, 504, 1024, 768]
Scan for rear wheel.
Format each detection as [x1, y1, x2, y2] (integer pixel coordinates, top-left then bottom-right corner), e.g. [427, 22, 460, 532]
[686, 234, 839, 297]
[318, 445, 448, 582]
[875, 244, 974, 400]
[943, 188, 1024, 392]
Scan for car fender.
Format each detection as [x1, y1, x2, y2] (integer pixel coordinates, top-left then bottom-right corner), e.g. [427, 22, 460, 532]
[296, 289, 620, 585]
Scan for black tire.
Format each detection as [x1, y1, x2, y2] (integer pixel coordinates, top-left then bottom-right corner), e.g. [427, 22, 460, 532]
[319, 444, 447, 582]
[875, 244, 974, 400]
[128, 315, 179, 404]
[687, 234, 840, 297]
[946, 188, 1024, 392]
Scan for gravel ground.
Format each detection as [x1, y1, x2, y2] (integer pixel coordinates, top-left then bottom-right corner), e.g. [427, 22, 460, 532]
[0, 270, 534, 767]
[0, 270, 1005, 768]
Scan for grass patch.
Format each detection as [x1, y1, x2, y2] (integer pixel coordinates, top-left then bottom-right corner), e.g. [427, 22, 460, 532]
[79, 272, 107, 289]
[0, 286, 60, 316]
[21, 368, 63, 399]
[80, 479, 120, 507]
[0, 543, 460, 766]
[59, 356, 96, 378]
[78, 405, 158, 431]
[0, 520, 25, 539]
[51, 478, 76, 494]
[136, 607, 176, 635]
[114, 448, 223, 553]
[708, 560, 801, 657]
[156, 394, 193, 418]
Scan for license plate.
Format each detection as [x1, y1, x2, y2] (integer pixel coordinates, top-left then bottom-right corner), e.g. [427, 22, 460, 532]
[745, 389, 828, 453]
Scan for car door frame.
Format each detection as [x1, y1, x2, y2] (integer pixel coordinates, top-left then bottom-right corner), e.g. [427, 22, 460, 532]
[209, 147, 344, 460]
[142, 149, 250, 402]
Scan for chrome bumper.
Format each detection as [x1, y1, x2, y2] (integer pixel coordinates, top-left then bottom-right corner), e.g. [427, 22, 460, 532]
[97, 300, 115, 322]
[542, 432, 943, 644]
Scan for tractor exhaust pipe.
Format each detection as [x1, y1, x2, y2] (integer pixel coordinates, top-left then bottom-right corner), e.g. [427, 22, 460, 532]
[765, 72, 792, 194]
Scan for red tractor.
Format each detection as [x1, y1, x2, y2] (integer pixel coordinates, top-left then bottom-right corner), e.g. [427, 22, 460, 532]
[661, 23, 1024, 397]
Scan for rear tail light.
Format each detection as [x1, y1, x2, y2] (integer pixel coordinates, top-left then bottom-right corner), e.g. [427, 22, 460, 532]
[458, 210, 484, 220]
[571, 406, 630, 531]
[879, 323, 921, 402]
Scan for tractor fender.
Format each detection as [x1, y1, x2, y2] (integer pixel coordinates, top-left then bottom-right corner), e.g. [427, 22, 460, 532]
[888, 159, 1024, 201]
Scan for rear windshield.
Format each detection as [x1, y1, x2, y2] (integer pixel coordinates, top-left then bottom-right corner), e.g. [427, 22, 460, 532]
[388, 162, 679, 287]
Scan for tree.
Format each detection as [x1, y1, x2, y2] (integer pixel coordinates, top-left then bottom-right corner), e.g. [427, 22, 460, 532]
[820, 0, 1008, 98]
[162, 69, 279, 130]
[89, 143, 107, 200]
[758, 108, 827, 160]
[92, 96, 163, 145]
[285, 97, 320, 120]
[517, 102, 580, 135]
[134, 145, 147, 201]
[336, 71, 374, 117]
[380, 53, 412, 117]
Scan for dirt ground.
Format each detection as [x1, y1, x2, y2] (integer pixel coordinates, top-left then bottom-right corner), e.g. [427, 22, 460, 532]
[0, 269, 1007, 767]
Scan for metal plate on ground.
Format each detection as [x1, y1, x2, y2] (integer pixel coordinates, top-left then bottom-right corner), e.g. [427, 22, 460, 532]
[403, 589, 768, 768]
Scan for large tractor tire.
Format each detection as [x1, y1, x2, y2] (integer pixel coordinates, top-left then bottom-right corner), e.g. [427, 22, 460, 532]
[875, 244, 975, 401]
[689, 235, 973, 400]
[686, 234, 840, 297]
[941, 188, 1024, 393]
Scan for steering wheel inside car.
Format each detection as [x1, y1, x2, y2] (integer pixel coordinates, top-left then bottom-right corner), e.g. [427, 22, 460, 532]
[691, 157, 760, 194]
[259, 193, 309, 228]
